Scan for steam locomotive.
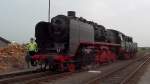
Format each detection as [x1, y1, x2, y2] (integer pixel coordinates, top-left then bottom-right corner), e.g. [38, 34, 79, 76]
[32, 11, 138, 72]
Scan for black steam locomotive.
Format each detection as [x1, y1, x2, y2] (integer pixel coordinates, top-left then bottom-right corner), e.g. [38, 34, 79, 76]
[32, 11, 137, 72]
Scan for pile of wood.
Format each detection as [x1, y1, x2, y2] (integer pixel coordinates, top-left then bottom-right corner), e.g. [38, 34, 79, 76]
[0, 43, 27, 71]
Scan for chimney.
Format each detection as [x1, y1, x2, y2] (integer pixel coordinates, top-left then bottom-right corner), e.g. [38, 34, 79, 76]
[67, 11, 76, 17]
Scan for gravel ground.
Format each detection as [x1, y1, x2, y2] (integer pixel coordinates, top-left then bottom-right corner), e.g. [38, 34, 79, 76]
[35, 60, 132, 84]
[125, 53, 150, 84]
[125, 60, 150, 84]
[12, 52, 143, 84]
[39, 52, 145, 84]
[0, 50, 147, 84]
[138, 62, 150, 84]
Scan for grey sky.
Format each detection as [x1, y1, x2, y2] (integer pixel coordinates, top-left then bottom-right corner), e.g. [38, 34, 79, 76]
[0, 0, 149, 47]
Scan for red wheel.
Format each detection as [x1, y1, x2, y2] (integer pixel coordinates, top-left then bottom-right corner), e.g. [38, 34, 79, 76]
[68, 64, 76, 72]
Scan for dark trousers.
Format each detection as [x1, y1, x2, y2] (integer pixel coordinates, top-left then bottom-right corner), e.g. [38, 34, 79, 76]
[28, 51, 36, 66]
[29, 51, 36, 56]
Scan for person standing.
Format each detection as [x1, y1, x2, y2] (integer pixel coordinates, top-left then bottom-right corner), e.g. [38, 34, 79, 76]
[26, 38, 38, 67]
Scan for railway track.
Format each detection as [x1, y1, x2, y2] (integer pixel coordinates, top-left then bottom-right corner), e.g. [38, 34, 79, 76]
[120, 55, 150, 84]
[23, 53, 148, 84]
[0, 53, 148, 84]
[32, 55, 143, 84]
[86, 53, 150, 84]
[0, 68, 75, 84]
[21, 72, 73, 84]
[0, 69, 51, 84]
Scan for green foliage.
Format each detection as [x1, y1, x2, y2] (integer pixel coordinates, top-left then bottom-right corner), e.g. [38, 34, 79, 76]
[138, 47, 150, 53]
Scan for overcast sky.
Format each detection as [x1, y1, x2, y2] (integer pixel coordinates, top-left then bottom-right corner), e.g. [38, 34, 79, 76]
[0, 0, 150, 47]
